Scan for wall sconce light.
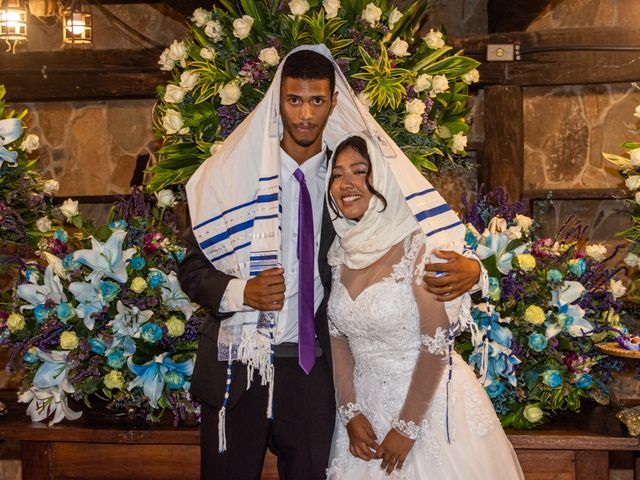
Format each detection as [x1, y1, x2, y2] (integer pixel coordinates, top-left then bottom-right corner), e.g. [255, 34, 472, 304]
[0, 0, 27, 52]
[62, 0, 92, 47]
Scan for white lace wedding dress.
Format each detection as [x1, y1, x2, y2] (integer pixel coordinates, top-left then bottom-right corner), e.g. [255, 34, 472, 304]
[326, 233, 524, 479]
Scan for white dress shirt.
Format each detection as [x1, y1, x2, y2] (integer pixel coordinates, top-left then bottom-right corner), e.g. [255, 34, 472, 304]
[220, 145, 328, 344]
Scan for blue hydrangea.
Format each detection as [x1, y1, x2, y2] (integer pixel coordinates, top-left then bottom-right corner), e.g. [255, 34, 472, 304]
[546, 269, 563, 283]
[63, 254, 81, 270]
[53, 228, 68, 243]
[141, 323, 162, 343]
[34, 304, 50, 323]
[569, 258, 586, 277]
[485, 382, 505, 399]
[541, 369, 563, 388]
[109, 220, 128, 231]
[174, 247, 186, 263]
[128, 255, 146, 270]
[100, 281, 120, 302]
[147, 270, 165, 289]
[575, 373, 593, 389]
[23, 350, 38, 364]
[89, 338, 107, 355]
[106, 350, 126, 369]
[56, 302, 75, 322]
[527, 333, 547, 352]
[165, 370, 186, 390]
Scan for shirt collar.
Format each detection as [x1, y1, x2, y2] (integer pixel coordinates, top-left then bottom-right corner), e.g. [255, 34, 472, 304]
[280, 143, 327, 183]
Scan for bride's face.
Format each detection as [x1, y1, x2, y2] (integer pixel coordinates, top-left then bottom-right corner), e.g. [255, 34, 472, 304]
[330, 147, 373, 220]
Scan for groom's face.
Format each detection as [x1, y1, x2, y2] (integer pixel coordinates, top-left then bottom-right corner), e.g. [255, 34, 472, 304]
[280, 77, 337, 164]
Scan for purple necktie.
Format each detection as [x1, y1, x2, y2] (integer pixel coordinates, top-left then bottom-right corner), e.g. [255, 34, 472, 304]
[293, 168, 316, 374]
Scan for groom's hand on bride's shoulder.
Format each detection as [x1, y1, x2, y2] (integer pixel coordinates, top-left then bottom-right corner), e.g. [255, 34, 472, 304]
[243, 268, 286, 311]
[423, 250, 480, 301]
[347, 414, 378, 461]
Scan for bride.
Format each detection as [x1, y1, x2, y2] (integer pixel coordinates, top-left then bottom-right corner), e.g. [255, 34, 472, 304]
[325, 134, 524, 479]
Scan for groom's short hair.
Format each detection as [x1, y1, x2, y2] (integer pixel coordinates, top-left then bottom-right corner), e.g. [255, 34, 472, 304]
[281, 50, 336, 93]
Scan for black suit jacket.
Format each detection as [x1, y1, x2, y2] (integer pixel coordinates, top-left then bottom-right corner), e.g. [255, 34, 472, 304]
[178, 176, 336, 410]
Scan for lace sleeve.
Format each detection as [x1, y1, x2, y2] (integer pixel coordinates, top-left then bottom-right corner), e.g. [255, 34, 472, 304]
[392, 244, 449, 440]
[329, 319, 362, 425]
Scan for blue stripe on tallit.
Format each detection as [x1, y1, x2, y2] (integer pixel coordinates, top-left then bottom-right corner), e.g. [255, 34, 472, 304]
[414, 204, 451, 222]
[405, 187, 436, 201]
[424, 220, 464, 237]
[209, 241, 252, 263]
[194, 193, 279, 230]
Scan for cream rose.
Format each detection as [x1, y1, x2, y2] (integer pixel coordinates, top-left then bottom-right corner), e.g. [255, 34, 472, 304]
[179, 71, 199, 91]
[200, 47, 216, 61]
[43, 179, 59, 194]
[487, 216, 507, 233]
[258, 47, 280, 66]
[204, 20, 223, 42]
[166, 316, 186, 338]
[60, 331, 79, 350]
[423, 29, 445, 49]
[289, 0, 309, 17]
[629, 148, 640, 166]
[158, 49, 175, 71]
[636, 192, 640, 204]
[6, 313, 25, 332]
[462, 68, 480, 85]
[20, 134, 40, 153]
[191, 7, 210, 27]
[389, 38, 409, 57]
[514, 214, 533, 233]
[414, 73, 432, 93]
[585, 243, 607, 262]
[155, 189, 176, 208]
[233, 15, 254, 40]
[130, 277, 148, 294]
[219, 82, 241, 105]
[36, 217, 52, 233]
[625, 252, 639, 267]
[162, 110, 188, 135]
[323, 0, 340, 19]
[609, 279, 627, 298]
[388, 7, 403, 29]
[104, 370, 125, 390]
[362, 3, 382, 26]
[524, 305, 546, 325]
[164, 84, 186, 104]
[626, 175, 640, 190]
[404, 113, 423, 134]
[167, 40, 188, 67]
[429, 74, 449, 97]
[451, 132, 467, 153]
[60, 199, 79, 220]
[523, 404, 543, 423]
[405, 98, 426, 115]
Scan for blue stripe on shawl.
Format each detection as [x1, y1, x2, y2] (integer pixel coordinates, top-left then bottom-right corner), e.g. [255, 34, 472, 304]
[415, 204, 451, 222]
[199, 218, 255, 249]
[405, 188, 436, 201]
[209, 241, 251, 263]
[259, 175, 279, 182]
[424, 220, 464, 237]
[194, 193, 279, 230]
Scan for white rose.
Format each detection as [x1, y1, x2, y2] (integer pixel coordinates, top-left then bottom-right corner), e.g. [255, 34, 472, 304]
[204, 20, 223, 42]
[155, 189, 176, 208]
[164, 84, 186, 104]
[414, 73, 432, 93]
[362, 2, 382, 26]
[624, 252, 639, 267]
[323, 0, 340, 19]
[636, 191, 640, 204]
[219, 82, 241, 105]
[158, 49, 175, 71]
[167, 40, 188, 67]
[404, 113, 423, 134]
[451, 132, 467, 154]
[258, 47, 280, 66]
[60, 199, 79, 220]
[626, 175, 640, 190]
[487, 216, 507, 233]
[191, 7, 210, 27]
[423, 29, 445, 49]
[514, 214, 533, 233]
[429, 74, 449, 97]
[43, 179, 59, 194]
[36, 217, 52, 233]
[462, 68, 480, 85]
[200, 47, 216, 61]
[388, 7, 403, 29]
[232, 15, 254, 40]
[635, 104, 640, 119]
[405, 98, 426, 115]
[162, 110, 189, 135]
[609, 279, 627, 298]
[629, 148, 640, 166]
[210, 141, 224, 155]
[389, 38, 409, 57]
[179, 71, 199, 91]
[289, 0, 309, 17]
[585, 243, 607, 262]
[20, 134, 40, 153]
[357, 91, 372, 109]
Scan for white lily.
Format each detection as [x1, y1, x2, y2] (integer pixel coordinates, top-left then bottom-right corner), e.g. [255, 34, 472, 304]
[16, 265, 67, 309]
[160, 271, 197, 319]
[0, 118, 22, 168]
[73, 230, 136, 283]
[68, 280, 106, 330]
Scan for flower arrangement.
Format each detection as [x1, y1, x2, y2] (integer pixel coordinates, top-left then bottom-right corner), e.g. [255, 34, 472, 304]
[1, 189, 201, 426]
[0, 85, 60, 253]
[459, 188, 624, 428]
[150, 0, 480, 192]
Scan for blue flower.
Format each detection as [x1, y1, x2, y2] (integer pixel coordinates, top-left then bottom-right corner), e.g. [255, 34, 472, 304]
[34, 304, 50, 323]
[56, 302, 75, 322]
[109, 220, 128, 231]
[63, 254, 81, 270]
[106, 350, 126, 369]
[141, 323, 162, 344]
[528, 333, 547, 352]
[73, 230, 136, 283]
[100, 281, 120, 302]
[541, 369, 563, 388]
[89, 338, 107, 355]
[465, 228, 478, 250]
[128, 255, 146, 270]
[53, 229, 68, 243]
[546, 269, 563, 283]
[485, 382, 505, 398]
[568, 258, 586, 277]
[127, 353, 193, 408]
[23, 350, 38, 364]
[165, 370, 186, 390]
[575, 373, 593, 389]
[147, 270, 165, 289]
[174, 247, 186, 263]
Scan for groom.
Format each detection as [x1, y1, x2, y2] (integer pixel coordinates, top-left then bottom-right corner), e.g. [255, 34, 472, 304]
[178, 47, 481, 480]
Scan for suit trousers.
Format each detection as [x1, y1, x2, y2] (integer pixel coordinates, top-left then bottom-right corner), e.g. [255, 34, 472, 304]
[200, 355, 336, 480]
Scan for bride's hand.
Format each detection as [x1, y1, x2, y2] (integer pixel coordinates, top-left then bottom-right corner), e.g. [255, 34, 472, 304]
[375, 429, 415, 474]
[346, 414, 379, 461]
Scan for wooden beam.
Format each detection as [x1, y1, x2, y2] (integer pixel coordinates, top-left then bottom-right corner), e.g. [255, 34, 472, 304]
[0, 48, 169, 101]
[483, 85, 524, 199]
[452, 28, 640, 86]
